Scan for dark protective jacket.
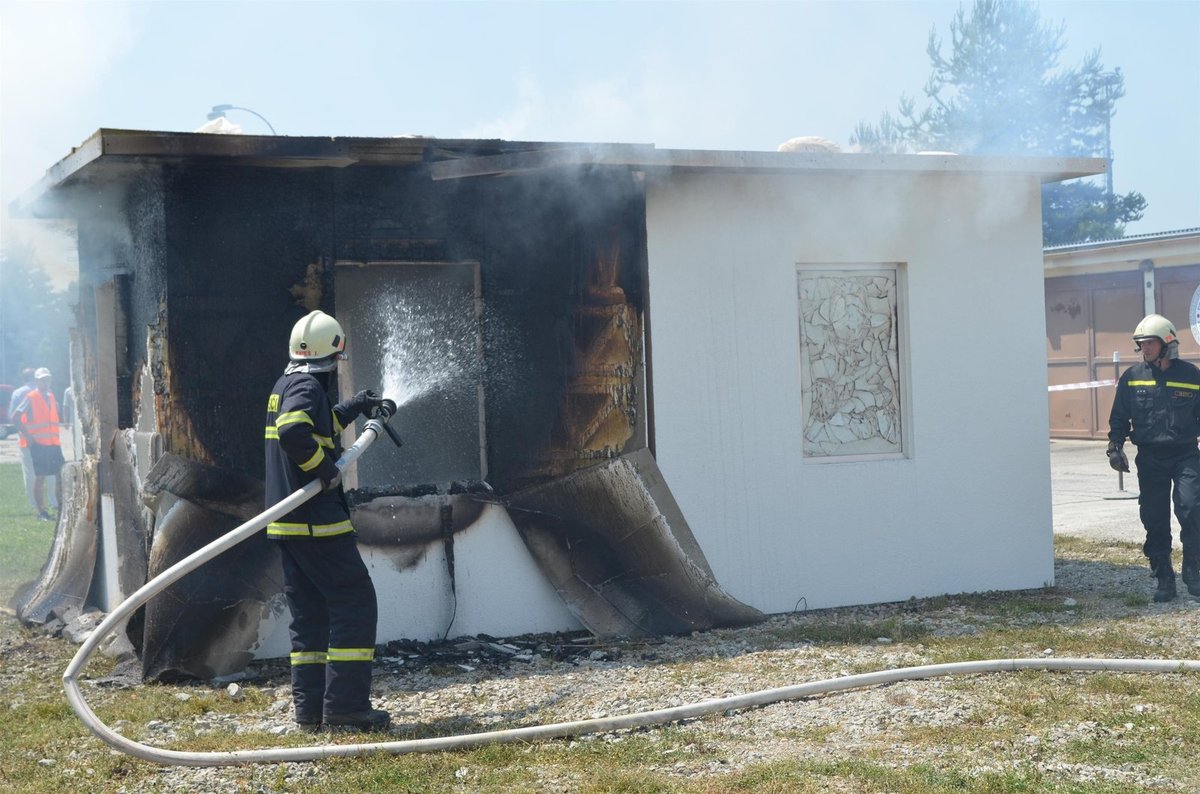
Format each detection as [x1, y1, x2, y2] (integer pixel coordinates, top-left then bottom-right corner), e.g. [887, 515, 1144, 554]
[264, 371, 360, 537]
[1108, 358, 1200, 449]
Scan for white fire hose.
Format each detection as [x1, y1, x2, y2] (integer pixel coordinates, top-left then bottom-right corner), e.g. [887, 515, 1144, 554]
[64, 418, 1200, 767]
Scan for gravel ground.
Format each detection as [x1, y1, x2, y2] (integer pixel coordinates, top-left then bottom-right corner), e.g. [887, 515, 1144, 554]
[18, 551, 1198, 793]
[10, 439, 1200, 791]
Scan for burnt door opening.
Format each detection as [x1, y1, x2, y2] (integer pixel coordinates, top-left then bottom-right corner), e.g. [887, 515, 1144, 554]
[335, 261, 486, 490]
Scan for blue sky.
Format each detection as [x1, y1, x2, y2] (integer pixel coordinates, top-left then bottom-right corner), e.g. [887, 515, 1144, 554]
[2, 0, 1197, 285]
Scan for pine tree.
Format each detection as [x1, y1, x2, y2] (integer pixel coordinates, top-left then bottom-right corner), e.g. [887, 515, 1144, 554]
[851, 0, 1145, 244]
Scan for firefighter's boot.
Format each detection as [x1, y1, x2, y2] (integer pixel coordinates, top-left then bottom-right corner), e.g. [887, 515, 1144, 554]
[324, 708, 391, 733]
[1182, 555, 1200, 597]
[1151, 557, 1177, 603]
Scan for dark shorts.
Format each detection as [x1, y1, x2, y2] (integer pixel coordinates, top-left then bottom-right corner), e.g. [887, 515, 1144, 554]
[29, 443, 64, 476]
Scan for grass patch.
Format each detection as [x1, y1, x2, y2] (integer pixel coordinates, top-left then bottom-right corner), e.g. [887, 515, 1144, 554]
[712, 756, 1148, 793]
[1054, 535, 1145, 564]
[950, 588, 1080, 619]
[1121, 592, 1151, 607]
[918, 624, 1178, 664]
[769, 616, 928, 645]
[0, 462, 56, 598]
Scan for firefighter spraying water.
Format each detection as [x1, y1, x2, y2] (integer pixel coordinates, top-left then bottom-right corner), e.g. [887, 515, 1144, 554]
[264, 310, 394, 733]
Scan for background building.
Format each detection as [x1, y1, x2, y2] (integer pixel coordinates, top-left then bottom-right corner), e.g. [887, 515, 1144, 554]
[1046, 229, 1200, 439]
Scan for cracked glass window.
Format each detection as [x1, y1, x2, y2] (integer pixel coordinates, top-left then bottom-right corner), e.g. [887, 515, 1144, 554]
[797, 266, 904, 459]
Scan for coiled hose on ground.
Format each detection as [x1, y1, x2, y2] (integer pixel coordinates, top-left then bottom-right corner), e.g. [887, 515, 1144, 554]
[63, 418, 1200, 766]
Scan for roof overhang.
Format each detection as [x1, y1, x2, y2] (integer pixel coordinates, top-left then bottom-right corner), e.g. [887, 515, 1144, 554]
[12, 128, 1107, 219]
[11, 129, 562, 218]
[429, 146, 1105, 184]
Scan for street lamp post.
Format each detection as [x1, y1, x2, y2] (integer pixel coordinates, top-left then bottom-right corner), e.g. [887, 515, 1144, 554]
[206, 104, 277, 135]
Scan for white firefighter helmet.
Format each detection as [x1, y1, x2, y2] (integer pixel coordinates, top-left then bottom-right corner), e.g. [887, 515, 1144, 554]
[287, 310, 346, 373]
[1133, 314, 1179, 359]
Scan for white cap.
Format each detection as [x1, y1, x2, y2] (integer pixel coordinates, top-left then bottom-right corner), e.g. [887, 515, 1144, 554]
[34, 367, 51, 379]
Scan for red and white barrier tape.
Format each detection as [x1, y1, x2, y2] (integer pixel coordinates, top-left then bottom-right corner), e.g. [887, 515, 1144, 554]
[1047, 378, 1117, 392]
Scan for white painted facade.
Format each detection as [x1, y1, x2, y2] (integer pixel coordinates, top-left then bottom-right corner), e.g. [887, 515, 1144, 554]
[644, 167, 1066, 613]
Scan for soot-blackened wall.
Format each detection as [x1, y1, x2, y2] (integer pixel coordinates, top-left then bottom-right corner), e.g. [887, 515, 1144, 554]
[161, 158, 647, 491]
[164, 164, 333, 472]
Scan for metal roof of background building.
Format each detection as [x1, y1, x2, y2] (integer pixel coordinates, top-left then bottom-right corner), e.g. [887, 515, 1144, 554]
[1044, 227, 1200, 276]
[1044, 227, 1200, 254]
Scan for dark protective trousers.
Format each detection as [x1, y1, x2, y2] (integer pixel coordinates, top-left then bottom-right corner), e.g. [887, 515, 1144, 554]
[1134, 445, 1200, 564]
[278, 534, 378, 721]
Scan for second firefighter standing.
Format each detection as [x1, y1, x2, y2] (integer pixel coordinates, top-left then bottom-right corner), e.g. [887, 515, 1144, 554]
[1107, 313, 1200, 602]
[264, 309, 391, 733]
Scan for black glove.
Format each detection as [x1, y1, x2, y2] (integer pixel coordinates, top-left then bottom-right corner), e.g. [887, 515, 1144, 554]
[346, 389, 383, 418]
[1106, 441, 1130, 473]
[315, 455, 341, 490]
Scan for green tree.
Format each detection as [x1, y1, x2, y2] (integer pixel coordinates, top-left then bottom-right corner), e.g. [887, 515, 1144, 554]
[851, 0, 1145, 244]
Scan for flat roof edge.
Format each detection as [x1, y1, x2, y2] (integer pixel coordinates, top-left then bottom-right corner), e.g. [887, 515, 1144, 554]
[13, 129, 1108, 216]
[10, 131, 106, 217]
[431, 147, 1106, 182]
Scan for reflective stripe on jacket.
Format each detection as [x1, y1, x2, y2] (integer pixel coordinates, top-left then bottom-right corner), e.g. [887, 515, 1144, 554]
[19, 390, 60, 447]
[1109, 359, 1200, 448]
[263, 371, 357, 538]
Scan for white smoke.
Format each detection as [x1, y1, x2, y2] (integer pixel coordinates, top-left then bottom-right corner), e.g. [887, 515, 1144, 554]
[0, 1, 140, 287]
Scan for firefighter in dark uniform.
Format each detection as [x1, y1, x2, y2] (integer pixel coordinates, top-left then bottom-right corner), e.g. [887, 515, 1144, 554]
[1107, 313, 1200, 602]
[265, 309, 390, 732]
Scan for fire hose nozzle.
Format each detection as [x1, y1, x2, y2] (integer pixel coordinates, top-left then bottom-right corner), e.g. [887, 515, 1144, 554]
[369, 398, 403, 447]
[376, 398, 398, 419]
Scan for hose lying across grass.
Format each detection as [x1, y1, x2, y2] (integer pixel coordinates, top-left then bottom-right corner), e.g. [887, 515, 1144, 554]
[64, 419, 1200, 766]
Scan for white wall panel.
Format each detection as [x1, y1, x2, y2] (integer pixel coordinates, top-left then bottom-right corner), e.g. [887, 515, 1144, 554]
[252, 505, 580, 658]
[646, 170, 1053, 613]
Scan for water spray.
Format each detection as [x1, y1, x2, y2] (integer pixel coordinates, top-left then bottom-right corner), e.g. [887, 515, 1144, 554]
[375, 287, 472, 411]
[62, 400, 1200, 766]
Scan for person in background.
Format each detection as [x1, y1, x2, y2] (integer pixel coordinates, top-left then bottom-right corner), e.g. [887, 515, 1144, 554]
[264, 310, 390, 733]
[9, 368, 38, 510]
[16, 368, 64, 522]
[1107, 314, 1200, 602]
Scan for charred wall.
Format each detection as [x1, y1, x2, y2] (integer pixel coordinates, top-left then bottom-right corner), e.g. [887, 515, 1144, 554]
[162, 164, 333, 473]
[74, 168, 168, 460]
[330, 164, 648, 490]
[155, 158, 647, 490]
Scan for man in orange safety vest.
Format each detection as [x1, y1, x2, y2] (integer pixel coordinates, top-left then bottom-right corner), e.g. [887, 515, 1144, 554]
[16, 368, 64, 522]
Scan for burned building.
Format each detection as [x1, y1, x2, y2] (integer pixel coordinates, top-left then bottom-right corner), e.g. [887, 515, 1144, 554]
[12, 130, 1104, 680]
